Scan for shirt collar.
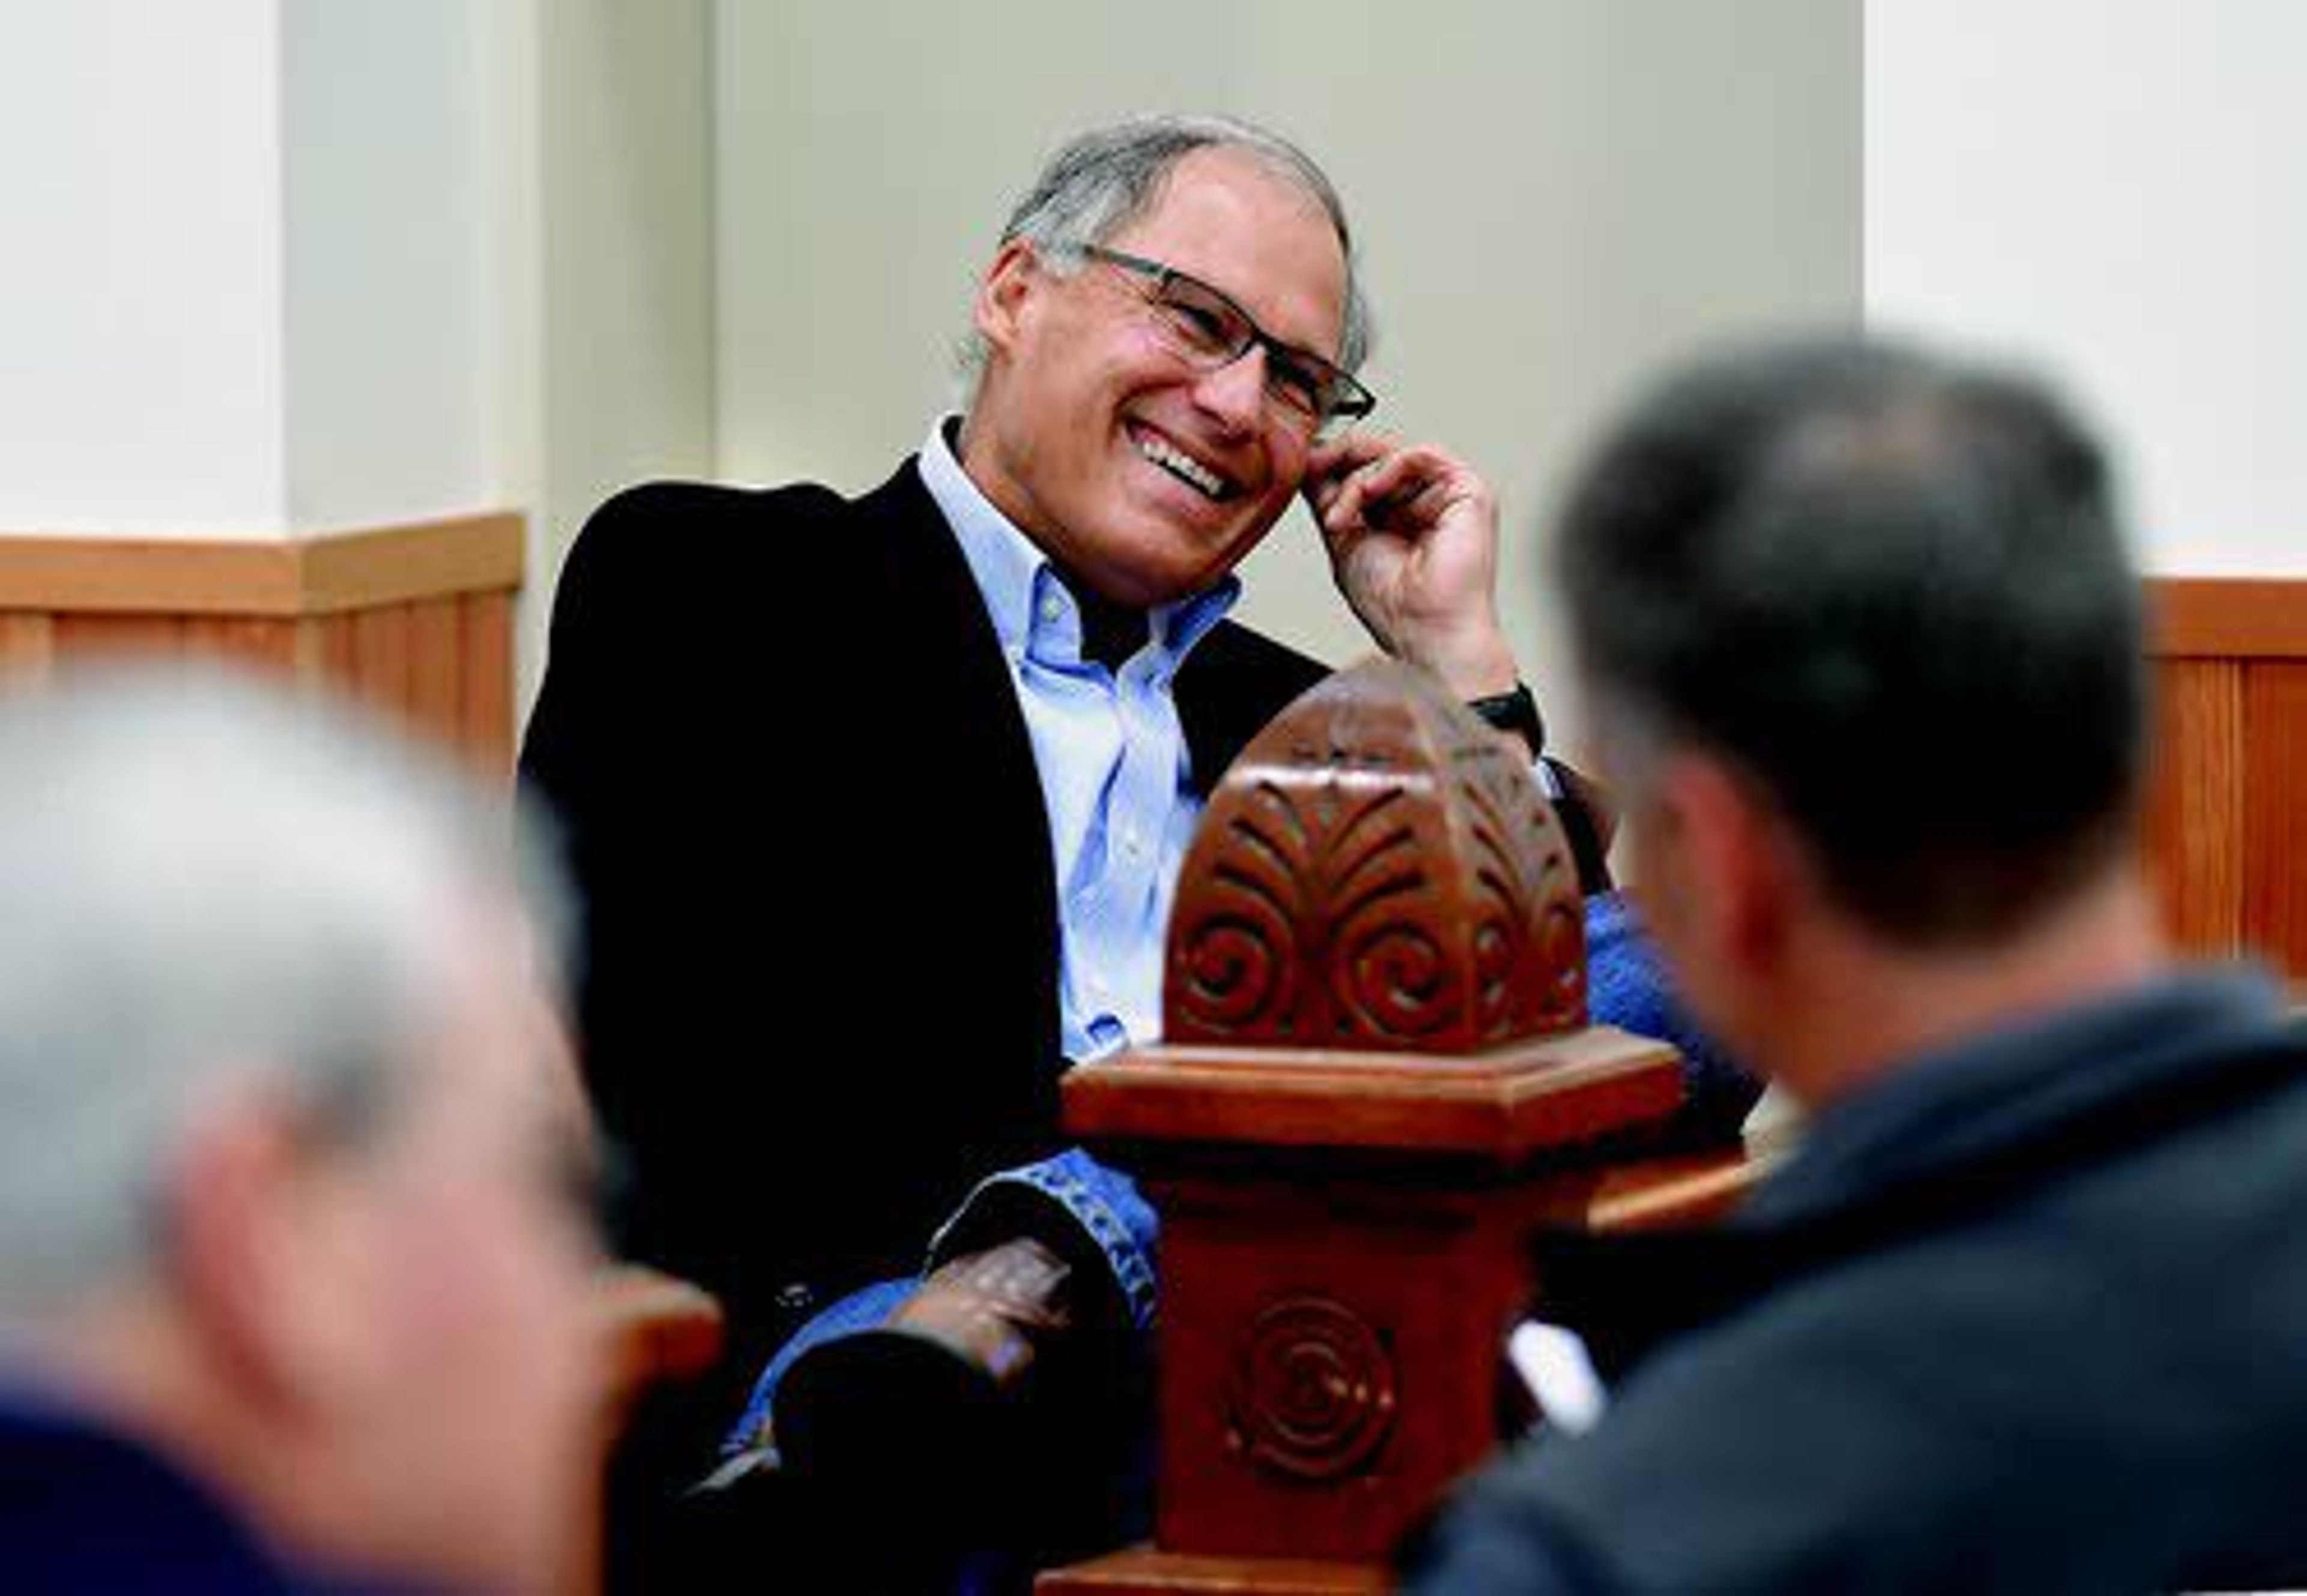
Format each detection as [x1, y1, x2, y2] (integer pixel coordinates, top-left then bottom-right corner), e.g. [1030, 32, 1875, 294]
[917, 416, 1239, 671]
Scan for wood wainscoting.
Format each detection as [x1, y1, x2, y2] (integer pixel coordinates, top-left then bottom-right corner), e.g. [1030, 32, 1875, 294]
[5, 541, 2283, 971]
[0, 514, 522, 773]
[2145, 577, 2307, 980]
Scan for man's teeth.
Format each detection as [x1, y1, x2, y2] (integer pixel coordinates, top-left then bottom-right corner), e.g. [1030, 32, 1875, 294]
[1136, 435, 1226, 499]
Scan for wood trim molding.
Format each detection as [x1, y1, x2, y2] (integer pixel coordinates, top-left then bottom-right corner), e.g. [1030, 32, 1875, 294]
[2139, 574, 2307, 979]
[0, 512, 523, 616]
[2149, 576, 2307, 660]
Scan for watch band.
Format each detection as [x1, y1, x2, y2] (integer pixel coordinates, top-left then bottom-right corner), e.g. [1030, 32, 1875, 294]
[1465, 681, 1546, 757]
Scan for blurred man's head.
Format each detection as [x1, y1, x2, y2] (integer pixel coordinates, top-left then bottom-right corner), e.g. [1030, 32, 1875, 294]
[0, 669, 600, 1593]
[1555, 336, 2156, 1092]
[961, 114, 1373, 607]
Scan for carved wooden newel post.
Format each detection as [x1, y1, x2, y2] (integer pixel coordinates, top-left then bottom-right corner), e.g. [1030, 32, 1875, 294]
[1039, 661, 1689, 1594]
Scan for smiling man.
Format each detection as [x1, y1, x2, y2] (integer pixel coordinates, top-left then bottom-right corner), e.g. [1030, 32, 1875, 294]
[521, 112, 1735, 1592]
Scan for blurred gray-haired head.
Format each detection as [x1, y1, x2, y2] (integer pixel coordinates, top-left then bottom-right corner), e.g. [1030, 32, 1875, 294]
[955, 112, 1373, 403]
[0, 666, 573, 1308]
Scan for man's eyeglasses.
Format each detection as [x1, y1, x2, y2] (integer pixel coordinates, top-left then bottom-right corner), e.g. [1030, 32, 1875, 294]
[1063, 243, 1376, 436]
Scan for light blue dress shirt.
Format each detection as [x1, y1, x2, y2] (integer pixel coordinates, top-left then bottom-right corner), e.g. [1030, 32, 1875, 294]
[917, 421, 1239, 1063]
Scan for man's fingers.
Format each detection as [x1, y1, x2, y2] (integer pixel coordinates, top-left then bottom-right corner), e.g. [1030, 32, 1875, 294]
[1309, 438, 1475, 545]
[1343, 452, 1451, 531]
[1307, 431, 1397, 479]
[1367, 472, 1451, 531]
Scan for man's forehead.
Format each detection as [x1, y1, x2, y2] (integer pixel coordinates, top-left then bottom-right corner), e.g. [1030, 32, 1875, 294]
[1112, 148, 1348, 350]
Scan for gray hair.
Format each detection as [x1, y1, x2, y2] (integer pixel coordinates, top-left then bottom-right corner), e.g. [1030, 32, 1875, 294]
[956, 113, 1374, 398]
[1557, 334, 2145, 945]
[0, 666, 572, 1307]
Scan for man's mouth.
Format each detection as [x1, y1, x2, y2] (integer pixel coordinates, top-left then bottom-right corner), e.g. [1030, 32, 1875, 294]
[1132, 428, 1233, 502]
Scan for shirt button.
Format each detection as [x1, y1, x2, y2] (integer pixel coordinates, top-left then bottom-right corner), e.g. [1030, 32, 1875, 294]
[1040, 595, 1065, 625]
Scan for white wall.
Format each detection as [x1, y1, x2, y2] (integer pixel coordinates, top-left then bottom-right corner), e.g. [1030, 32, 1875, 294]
[282, 0, 494, 532]
[0, 0, 287, 536]
[0, 0, 716, 712]
[710, 0, 1862, 749]
[1865, 0, 2307, 574]
[0, 0, 548, 542]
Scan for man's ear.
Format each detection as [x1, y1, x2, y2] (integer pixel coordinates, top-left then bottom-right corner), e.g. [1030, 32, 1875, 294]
[163, 1094, 373, 1418]
[972, 237, 1041, 359]
[1652, 751, 1799, 982]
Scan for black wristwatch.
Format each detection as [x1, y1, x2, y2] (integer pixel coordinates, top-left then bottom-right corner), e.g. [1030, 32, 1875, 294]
[1465, 682, 1546, 757]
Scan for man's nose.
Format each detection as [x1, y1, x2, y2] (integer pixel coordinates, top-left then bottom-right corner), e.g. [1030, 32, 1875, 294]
[1193, 344, 1269, 433]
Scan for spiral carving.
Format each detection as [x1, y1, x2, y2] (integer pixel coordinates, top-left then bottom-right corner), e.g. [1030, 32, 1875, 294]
[1336, 915, 1449, 1040]
[1172, 780, 1444, 1040]
[1164, 660, 1587, 1052]
[1225, 1296, 1398, 1482]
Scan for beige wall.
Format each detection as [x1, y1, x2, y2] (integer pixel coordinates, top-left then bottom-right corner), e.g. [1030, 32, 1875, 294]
[708, 0, 1864, 752]
[523, 0, 717, 700]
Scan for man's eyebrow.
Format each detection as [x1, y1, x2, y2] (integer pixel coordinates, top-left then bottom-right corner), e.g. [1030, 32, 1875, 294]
[1196, 291, 1342, 374]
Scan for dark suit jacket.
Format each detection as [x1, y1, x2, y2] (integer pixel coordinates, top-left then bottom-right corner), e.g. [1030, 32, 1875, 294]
[521, 458, 1330, 1381]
